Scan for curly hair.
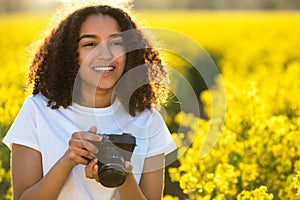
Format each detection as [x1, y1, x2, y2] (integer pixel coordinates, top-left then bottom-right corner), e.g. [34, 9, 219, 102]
[28, 5, 169, 116]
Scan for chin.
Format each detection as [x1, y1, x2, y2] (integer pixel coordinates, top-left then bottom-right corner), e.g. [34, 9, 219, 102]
[96, 84, 115, 91]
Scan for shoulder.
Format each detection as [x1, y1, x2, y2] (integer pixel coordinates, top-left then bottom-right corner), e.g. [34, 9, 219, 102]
[133, 107, 166, 127]
[24, 94, 47, 105]
[139, 107, 165, 124]
[20, 94, 51, 113]
[149, 108, 166, 123]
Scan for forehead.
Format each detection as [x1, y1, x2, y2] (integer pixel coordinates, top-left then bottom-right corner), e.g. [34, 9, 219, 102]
[80, 14, 121, 36]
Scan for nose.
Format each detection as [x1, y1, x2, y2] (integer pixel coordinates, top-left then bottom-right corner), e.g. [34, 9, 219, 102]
[96, 41, 113, 60]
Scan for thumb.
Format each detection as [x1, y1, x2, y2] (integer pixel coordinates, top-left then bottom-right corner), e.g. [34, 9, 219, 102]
[88, 126, 97, 134]
[125, 161, 133, 173]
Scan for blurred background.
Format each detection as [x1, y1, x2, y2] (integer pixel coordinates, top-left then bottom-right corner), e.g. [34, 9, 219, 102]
[1, 0, 300, 200]
[1, 0, 300, 12]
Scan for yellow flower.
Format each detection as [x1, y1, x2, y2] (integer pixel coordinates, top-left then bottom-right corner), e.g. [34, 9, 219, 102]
[293, 171, 300, 196]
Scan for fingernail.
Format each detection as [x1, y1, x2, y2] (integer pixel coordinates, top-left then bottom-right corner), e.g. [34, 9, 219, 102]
[98, 135, 102, 141]
[94, 164, 98, 172]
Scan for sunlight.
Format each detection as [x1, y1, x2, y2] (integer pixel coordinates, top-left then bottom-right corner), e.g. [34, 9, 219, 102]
[56, 0, 72, 3]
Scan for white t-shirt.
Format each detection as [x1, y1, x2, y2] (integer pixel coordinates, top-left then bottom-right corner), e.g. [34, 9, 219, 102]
[3, 94, 176, 200]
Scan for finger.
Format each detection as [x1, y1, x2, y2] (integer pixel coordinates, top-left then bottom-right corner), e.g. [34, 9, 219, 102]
[76, 156, 91, 165]
[69, 138, 85, 149]
[68, 152, 91, 165]
[71, 132, 81, 139]
[85, 158, 98, 178]
[69, 138, 94, 151]
[88, 126, 97, 133]
[81, 140, 99, 154]
[94, 164, 100, 182]
[69, 136, 99, 156]
[72, 146, 95, 161]
[91, 160, 100, 182]
[125, 161, 133, 173]
[68, 141, 95, 159]
[80, 148, 95, 161]
[85, 159, 100, 182]
[72, 132, 102, 141]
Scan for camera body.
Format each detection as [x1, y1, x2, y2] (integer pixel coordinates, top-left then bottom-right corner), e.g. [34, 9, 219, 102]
[90, 133, 136, 188]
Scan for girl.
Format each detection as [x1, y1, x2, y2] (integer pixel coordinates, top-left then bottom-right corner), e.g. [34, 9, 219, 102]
[3, 4, 176, 200]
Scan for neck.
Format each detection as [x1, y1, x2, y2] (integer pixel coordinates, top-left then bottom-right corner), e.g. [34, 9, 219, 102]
[77, 84, 114, 108]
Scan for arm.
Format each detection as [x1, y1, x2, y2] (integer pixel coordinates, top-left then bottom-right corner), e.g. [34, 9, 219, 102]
[139, 154, 165, 199]
[11, 126, 101, 200]
[12, 144, 73, 200]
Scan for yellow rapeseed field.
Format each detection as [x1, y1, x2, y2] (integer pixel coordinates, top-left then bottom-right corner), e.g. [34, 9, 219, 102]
[1, 11, 300, 199]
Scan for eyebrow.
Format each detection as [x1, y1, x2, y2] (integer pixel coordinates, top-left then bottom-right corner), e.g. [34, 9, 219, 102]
[78, 34, 97, 42]
[78, 33, 122, 42]
[110, 33, 122, 38]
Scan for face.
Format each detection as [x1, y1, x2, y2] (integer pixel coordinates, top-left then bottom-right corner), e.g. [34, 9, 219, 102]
[77, 14, 126, 93]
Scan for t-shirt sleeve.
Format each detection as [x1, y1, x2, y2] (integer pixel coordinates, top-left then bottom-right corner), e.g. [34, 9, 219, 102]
[145, 109, 177, 158]
[2, 97, 40, 152]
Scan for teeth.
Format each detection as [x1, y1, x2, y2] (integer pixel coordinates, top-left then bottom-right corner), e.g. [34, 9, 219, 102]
[93, 66, 114, 71]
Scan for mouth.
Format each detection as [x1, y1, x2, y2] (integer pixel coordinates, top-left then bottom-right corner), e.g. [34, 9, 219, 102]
[92, 65, 116, 74]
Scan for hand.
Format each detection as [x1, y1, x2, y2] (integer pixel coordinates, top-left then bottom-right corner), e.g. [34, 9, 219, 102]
[85, 158, 100, 182]
[63, 126, 102, 168]
[85, 160, 134, 183]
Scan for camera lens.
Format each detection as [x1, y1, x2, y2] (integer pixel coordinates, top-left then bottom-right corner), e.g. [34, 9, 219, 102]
[91, 133, 136, 188]
[98, 163, 126, 188]
[97, 148, 127, 188]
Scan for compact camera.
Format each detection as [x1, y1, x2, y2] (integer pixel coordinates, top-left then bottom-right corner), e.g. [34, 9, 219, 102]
[90, 133, 136, 188]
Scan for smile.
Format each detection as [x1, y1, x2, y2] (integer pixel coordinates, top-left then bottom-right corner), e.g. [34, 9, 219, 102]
[92, 65, 115, 73]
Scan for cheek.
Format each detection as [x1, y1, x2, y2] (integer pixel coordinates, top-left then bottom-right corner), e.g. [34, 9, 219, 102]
[78, 50, 90, 66]
[78, 50, 84, 65]
[118, 55, 127, 71]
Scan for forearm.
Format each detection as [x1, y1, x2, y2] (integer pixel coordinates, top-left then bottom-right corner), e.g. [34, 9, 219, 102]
[17, 156, 73, 200]
[117, 173, 146, 200]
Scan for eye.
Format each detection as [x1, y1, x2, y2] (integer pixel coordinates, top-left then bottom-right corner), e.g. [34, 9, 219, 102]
[110, 40, 124, 46]
[82, 42, 96, 47]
